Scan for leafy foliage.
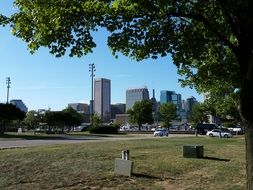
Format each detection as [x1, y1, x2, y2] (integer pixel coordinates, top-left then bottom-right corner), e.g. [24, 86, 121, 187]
[24, 110, 40, 130]
[8, 1, 244, 127]
[91, 113, 103, 128]
[204, 92, 241, 127]
[9, 1, 250, 119]
[62, 106, 83, 126]
[0, 103, 25, 121]
[44, 108, 82, 132]
[0, 14, 9, 26]
[189, 103, 209, 128]
[11, 0, 109, 57]
[0, 103, 26, 134]
[158, 103, 177, 128]
[89, 125, 118, 134]
[127, 100, 153, 130]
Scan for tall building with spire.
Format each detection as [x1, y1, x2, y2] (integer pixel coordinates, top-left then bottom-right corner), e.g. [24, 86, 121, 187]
[150, 89, 158, 122]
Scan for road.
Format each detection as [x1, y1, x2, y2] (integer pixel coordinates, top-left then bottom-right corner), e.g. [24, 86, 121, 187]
[0, 134, 195, 149]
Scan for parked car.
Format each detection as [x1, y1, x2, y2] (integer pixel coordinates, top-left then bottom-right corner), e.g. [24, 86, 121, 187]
[154, 128, 169, 137]
[228, 127, 243, 134]
[196, 123, 218, 135]
[206, 129, 233, 138]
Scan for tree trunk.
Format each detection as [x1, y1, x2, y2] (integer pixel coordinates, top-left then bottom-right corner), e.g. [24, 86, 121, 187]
[240, 77, 253, 189]
[238, 40, 253, 189]
[244, 120, 253, 190]
[0, 126, 4, 135]
[241, 79, 253, 190]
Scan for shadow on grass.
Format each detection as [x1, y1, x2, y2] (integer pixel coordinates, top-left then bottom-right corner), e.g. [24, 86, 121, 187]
[0, 133, 66, 140]
[66, 132, 127, 137]
[132, 173, 161, 180]
[201, 156, 230, 162]
[0, 133, 125, 141]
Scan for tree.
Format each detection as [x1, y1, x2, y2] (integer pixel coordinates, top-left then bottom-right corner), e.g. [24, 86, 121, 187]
[44, 111, 65, 132]
[62, 106, 83, 128]
[24, 110, 40, 130]
[91, 113, 103, 128]
[189, 103, 209, 128]
[204, 92, 241, 128]
[45, 108, 82, 133]
[8, 1, 253, 188]
[127, 100, 153, 130]
[158, 103, 177, 128]
[0, 103, 25, 135]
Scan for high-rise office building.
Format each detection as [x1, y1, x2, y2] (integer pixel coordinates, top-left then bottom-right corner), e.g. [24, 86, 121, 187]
[160, 90, 181, 109]
[68, 103, 89, 114]
[160, 90, 174, 104]
[126, 87, 149, 111]
[111, 103, 126, 119]
[185, 96, 198, 113]
[177, 94, 182, 111]
[94, 78, 111, 122]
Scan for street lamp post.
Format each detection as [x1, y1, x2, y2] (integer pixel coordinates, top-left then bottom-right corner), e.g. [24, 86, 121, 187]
[6, 77, 11, 104]
[89, 63, 96, 127]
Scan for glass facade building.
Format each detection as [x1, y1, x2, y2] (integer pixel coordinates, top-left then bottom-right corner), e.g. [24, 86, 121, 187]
[160, 90, 181, 110]
[160, 90, 173, 104]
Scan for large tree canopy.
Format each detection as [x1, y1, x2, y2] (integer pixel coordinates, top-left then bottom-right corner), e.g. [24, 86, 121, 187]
[6, 0, 253, 188]
[10, 0, 252, 118]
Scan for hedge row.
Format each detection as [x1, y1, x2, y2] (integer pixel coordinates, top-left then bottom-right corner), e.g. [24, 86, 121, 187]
[89, 126, 118, 134]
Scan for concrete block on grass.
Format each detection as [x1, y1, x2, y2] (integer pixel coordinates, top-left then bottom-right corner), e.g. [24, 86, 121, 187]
[183, 145, 204, 158]
[114, 158, 133, 176]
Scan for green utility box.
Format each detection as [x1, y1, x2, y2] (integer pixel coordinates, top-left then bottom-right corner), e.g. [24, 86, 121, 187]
[183, 145, 204, 158]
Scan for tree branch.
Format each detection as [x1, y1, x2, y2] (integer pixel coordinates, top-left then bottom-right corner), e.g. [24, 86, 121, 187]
[166, 11, 239, 55]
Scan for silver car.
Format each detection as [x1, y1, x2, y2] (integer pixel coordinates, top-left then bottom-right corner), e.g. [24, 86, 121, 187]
[154, 128, 169, 137]
[206, 129, 233, 138]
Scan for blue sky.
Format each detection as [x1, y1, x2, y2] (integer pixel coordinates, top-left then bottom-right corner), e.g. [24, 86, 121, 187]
[0, 1, 202, 111]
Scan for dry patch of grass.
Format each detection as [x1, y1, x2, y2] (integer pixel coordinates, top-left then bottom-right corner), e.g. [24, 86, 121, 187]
[0, 136, 245, 189]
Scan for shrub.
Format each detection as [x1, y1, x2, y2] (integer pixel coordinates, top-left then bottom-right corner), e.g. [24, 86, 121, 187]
[89, 126, 118, 134]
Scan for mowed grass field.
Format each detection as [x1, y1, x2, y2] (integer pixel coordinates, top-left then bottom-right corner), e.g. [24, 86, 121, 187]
[0, 135, 245, 190]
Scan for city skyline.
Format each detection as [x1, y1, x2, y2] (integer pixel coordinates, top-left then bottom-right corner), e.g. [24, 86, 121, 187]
[0, 2, 203, 111]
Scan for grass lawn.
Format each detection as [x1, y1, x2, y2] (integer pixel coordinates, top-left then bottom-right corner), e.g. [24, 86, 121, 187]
[0, 135, 245, 190]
